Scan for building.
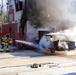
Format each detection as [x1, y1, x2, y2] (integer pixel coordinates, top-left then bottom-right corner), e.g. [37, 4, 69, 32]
[0, 0, 26, 43]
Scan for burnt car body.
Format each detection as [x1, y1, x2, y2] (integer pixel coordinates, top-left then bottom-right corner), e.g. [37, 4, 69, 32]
[46, 33, 75, 50]
[15, 32, 75, 54]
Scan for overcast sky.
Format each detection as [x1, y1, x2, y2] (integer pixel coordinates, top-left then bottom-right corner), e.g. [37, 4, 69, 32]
[0, 0, 7, 11]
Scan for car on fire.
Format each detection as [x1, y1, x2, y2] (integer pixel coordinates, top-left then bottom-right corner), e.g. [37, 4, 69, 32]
[15, 32, 75, 54]
[46, 32, 75, 50]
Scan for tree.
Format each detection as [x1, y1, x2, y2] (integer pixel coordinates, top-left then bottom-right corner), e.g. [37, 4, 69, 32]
[0, 0, 7, 24]
[0, 16, 4, 25]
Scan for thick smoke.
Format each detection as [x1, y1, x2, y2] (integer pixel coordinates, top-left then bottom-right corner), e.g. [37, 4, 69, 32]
[26, 0, 76, 49]
[35, 0, 76, 31]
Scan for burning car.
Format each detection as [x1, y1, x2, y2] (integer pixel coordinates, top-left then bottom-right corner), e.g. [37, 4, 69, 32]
[15, 32, 75, 54]
[46, 32, 75, 50]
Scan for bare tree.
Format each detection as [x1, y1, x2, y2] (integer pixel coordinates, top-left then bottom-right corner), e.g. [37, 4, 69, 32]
[0, 0, 7, 24]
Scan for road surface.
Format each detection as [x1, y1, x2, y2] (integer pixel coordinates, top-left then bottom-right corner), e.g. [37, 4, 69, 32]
[0, 49, 76, 75]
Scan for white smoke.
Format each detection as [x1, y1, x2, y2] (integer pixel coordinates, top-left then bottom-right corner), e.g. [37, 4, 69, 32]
[64, 26, 76, 36]
[26, 21, 38, 42]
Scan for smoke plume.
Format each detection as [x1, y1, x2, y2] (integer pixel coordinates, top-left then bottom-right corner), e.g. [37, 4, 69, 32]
[35, 0, 76, 30]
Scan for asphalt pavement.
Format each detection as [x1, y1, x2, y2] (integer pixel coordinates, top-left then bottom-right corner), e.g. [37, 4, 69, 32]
[0, 44, 18, 51]
[0, 45, 76, 75]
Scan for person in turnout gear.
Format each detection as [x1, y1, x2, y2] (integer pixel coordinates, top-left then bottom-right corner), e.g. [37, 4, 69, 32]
[0, 34, 12, 52]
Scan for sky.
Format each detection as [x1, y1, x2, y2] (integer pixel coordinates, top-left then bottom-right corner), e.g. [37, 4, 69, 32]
[0, 0, 7, 5]
[0, 0, 7, 11]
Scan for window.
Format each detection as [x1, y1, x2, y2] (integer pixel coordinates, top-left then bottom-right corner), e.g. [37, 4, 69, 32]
[15, 0, 22, 11]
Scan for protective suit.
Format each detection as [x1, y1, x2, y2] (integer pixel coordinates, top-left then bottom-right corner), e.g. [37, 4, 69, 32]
[0, 34, 12, 52]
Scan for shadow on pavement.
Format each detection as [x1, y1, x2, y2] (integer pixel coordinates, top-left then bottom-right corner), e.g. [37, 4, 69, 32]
[63, 72, 76, 75]
[0, 44, 18, 51]
[0, 43, 55, 57]
[10, 49, 54, 57]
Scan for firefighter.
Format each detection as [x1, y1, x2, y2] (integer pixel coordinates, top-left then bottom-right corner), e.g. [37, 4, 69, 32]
[0, 34, 12, 52]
